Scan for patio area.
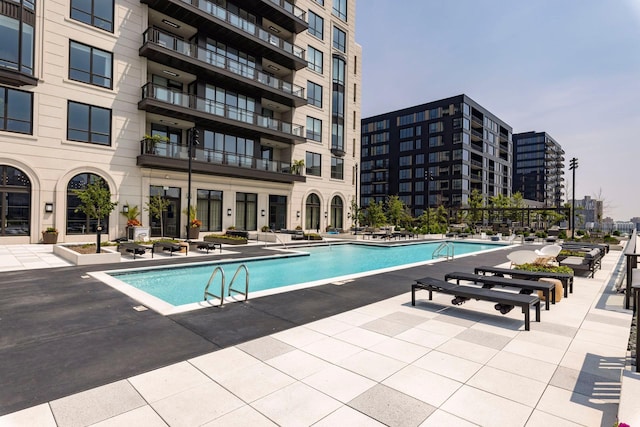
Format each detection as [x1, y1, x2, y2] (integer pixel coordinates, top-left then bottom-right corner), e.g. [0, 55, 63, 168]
[0, 240, 638, 426]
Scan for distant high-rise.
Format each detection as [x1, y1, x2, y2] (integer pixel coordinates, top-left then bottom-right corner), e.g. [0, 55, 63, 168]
[512, 131, 565, 207]
[360, 94, 512, 215]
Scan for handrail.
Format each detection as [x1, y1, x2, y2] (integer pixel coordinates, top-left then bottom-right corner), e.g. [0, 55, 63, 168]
[228, 264, 249, 301]
[141, 82, 304, 137]
[269, 229, 287, 249]
[177, 0, 305, 59]
[432, 241, 454, 260]
[623, 229, 638, 309]
[142, 28, 305, 99]
[204, 266, 225, 306]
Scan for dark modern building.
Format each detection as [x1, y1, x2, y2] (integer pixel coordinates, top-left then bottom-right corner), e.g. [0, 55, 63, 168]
[360, 94, 513, 216]
[512, 131, 565, 207]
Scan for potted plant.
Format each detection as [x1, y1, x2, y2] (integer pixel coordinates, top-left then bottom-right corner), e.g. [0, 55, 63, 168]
[290, 159, 305, 175]
[183, 205, 201, 239]
[143, 134, 170, 155]
[42, 227, 58, 244]
[122, 204, 147, 240]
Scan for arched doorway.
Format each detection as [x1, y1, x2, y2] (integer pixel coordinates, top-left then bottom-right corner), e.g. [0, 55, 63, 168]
[330, 196, 343, 229]
[66, 173, 109, 234]
[305, 193, 321, 231]
[0, 165, 31, 235]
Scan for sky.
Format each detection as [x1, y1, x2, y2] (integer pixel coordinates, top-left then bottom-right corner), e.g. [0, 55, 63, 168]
[355, 0, 640, 221]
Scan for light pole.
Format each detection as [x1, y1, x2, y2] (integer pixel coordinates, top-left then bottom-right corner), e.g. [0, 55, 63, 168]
[187, 128, 199, 241]
[425, 170, 433, 234]
[569, 157, 578, 240]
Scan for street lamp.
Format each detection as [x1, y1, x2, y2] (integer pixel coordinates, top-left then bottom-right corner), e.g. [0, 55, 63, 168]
[569, 157, 578, 240]
[425, 170, 433, 234]
[187, 128, 199, 241]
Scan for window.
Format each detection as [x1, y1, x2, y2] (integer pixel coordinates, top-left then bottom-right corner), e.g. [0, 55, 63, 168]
[313, 0, 324, 4]
[307, 81, 322, 107]
[331, 157, 344, 179]
[399, 155, 412, 166]
[331, 55, 345, 153]
[0, 11, 35, 76]
[235, 192, 257, 231]
[399, 141, 413, 151]
[399, 127, 413, 139]
[333, 26, 346, 52]
[399, 169, 412, 180]
[307, 46, 323, 74]
[305, 152, 321, 176]
[70, 0, 114, 32]
[429, 122, 443, 133]
[197, 189, 222, 232]
[332, 0, 347, 21]
[306, 116, 322, 141]
[0, 86, 33, 134]
[67, 173, 109, 234]
[308, 10, 323, 39]
[330, 196, 343, 229]
[0, 165, 30, 236]
[399, 182, 411, 193]
[67, 101, 111, 145]
[69, 41, 112, 88]
[305, 193, 321, 230]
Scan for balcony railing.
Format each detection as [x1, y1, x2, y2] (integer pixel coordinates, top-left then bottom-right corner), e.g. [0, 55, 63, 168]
[178, 0, 305, 60]
[140, 138, 292, 173]
[266, 0, 306, 21]
[143, 28, 304, 99]
[141, 82, 304, 137]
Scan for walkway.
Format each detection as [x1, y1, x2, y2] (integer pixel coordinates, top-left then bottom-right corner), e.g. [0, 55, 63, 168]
[0, 242, 638, 426]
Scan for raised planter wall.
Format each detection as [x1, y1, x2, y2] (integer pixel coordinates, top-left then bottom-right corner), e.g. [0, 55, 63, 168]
[53, 245, 121, 265]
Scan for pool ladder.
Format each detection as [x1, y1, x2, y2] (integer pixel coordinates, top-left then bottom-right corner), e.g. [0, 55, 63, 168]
[203, 264, 249, 307]
[432, 241, 454, 260]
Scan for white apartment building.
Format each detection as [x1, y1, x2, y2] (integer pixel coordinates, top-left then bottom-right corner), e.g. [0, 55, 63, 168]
[0, 0, 361, 244]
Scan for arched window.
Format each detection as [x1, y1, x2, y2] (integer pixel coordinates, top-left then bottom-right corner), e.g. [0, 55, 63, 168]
[66, 173, 109, 234]
[305, 193, 320, 231]
[0, 165, 30, 235]
[330, 196, 343, 229]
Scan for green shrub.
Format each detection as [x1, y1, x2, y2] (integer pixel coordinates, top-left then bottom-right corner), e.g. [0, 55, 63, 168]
[514, 263, 574, 275]
[559, 249, 584, 257]
[576, 230, 585, 236]
[558, 230, 567, 239]
[535, 231, 548, 238]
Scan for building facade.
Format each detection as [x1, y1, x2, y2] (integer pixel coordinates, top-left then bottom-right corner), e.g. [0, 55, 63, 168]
[0, 0, 361, 243]
[512, 131, 565, 207]
[360, 94, 512, 216]
[570, 195, 603, 229]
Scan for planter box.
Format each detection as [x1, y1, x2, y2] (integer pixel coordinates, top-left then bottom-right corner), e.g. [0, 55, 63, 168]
[187, 227, 201, 240]
[53, 245, 121, 266]
[204, 236, 247, 245]
[42, 232, 58, 244]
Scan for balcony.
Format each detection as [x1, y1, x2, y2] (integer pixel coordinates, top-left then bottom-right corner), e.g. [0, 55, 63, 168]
[137, 139, 305, 184]
[243, 0, 308, 33]
[139, 83, 305, 145]
[142, 0, 307, 70]
[141, 29, 306, 108]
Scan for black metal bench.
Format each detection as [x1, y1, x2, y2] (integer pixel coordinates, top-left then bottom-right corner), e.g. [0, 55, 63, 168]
[152, 241, 187, 257]
[444, 271, 556, 310]
[117, 242, 151, 259]
[190, 241, 222, 254]
[474, 265, 574, 298]
[412, 277, 541, 331]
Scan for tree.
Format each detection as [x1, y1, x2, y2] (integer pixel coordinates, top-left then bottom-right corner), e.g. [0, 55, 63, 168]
[72, 179, 117, 253]
[385, 195, 406, 227]
[363, 201, 386, 228]
[145, 194, 171, 237]
[349, 197, 363, 228]
[468, 189, 484, 224]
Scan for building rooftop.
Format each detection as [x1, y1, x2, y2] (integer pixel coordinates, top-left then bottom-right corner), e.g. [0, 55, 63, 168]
[0, 240, 638, 426]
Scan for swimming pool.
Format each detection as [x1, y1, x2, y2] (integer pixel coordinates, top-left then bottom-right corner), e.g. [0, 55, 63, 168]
[94, 241, 505, 314]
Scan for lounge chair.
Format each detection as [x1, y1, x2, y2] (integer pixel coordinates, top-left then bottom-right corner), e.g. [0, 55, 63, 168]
[507, 250, 539, 267]
[152, 241, 187, 257]
[534, 244, 562, 265]
[117, 242, 151, 259]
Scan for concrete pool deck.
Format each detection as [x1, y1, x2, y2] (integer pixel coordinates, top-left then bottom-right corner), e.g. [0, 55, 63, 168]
[0, 240, 638, 426]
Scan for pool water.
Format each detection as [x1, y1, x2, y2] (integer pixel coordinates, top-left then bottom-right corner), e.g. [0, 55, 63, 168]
[108, 241, 499, 307]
